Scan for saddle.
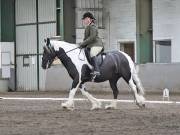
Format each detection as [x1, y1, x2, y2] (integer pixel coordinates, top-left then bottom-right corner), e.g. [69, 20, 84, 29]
[84, 47, 106, 67]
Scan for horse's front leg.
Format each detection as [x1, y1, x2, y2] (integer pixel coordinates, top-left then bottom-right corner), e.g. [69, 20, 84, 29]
[61, 77, 80, 110]
[80, 84, 101, 110]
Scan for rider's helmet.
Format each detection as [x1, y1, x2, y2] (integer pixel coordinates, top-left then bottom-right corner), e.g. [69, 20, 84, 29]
[82, 12, 96, 20]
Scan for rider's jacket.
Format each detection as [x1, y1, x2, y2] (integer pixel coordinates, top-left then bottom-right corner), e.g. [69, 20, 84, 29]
[80, 23, 103, 48]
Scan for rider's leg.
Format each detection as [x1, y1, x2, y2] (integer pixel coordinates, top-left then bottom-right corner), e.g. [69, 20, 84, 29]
[90, 46, 103, 76]
[84, 47, 91, 63]
[91, 56, 100, 75]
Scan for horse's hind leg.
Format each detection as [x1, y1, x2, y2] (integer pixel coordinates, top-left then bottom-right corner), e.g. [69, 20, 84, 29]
[128, 77, 145, 108]
[79, 84, 101, 110]
[105, 79, 119, 109]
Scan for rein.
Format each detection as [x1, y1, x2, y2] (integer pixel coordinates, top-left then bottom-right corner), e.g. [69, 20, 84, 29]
[64, 46, 85, 61]
[65, 46, 80, 54]
[65, 47, 85, 61]
[45, 43, 85, 62]
[54, 46, 85, 61]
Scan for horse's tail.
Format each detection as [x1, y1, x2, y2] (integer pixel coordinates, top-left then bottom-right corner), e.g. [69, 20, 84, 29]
[132, 65, 145, 96]
[119, 51, 145, 96]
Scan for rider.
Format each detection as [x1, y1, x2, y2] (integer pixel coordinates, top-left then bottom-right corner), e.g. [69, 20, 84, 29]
[79, 12, 103, 76]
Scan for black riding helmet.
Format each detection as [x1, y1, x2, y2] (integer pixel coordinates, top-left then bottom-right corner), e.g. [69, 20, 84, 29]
[82, 12, 96, 20]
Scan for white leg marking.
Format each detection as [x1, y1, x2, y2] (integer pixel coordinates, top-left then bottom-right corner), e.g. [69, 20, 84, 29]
[132, 71, 145, 96]
[105, 99, 117, 110]
[61, 84, 80, 110]
[129, 78, 145, 107]
[80, 85, 101, 110]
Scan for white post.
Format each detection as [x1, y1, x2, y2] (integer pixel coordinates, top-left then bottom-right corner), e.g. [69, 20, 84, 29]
[163, 88, 170, 101]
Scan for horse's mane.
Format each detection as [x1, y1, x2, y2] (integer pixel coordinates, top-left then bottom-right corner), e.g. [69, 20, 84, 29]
[50, 40, 78, 51]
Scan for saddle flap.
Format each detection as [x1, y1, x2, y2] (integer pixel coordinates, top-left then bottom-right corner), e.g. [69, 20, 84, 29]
[95, 53, 106, 66]
[84, 48, 106, 66]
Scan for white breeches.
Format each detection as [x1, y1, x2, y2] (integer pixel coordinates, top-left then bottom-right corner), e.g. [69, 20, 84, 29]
[90, 46, 103, 57]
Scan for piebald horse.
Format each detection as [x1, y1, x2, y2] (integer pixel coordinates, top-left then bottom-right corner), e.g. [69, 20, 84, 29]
[42, 38, 145, 110]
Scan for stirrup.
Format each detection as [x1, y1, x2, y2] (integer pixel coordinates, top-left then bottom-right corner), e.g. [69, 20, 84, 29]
[91, 71, 100, 82]
[92, 74, 96, 82]
[90, 71, 100, 76]
[94, 71, 100, 76]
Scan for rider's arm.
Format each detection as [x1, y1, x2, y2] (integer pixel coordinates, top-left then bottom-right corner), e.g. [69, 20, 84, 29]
[80, 25, 97, 48]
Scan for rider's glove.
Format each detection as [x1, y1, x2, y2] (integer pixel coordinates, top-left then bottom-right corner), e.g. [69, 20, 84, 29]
[78, 43, 86, 49]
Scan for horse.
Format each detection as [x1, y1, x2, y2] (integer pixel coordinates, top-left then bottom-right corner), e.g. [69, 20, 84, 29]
[42, 38, 145, 110]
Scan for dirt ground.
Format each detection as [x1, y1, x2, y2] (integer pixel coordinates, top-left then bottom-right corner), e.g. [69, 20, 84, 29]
[0, 91, 180, 135]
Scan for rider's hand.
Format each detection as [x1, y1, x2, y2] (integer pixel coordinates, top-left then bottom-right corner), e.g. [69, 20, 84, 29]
[78, 43, 85, 49]
[79, 46, 84, 49]
[78, 42, 82, 46]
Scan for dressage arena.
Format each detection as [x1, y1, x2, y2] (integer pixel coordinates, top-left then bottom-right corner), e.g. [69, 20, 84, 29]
[0, 91, 180, 135]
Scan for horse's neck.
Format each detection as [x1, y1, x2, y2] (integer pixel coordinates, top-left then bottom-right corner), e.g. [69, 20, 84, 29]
[52, 41, 81, 79]
[51, 40, 77, 52]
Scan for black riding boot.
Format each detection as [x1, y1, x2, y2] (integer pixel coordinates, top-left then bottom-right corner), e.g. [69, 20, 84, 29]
[91, 56, 100, 76]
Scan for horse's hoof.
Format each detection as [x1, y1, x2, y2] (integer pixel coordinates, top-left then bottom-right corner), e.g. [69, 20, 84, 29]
[91, 106, 100, 110]
[142, 104, 146, 108]
[105, 106, 115, 110]
[91, 102, 102, 110]
[136, 103, 146, 109]
[140, 104, 146, 109]
[61, 102, 74, 111]
[62, 106, 74, 111]
[105, 105, 116, 110]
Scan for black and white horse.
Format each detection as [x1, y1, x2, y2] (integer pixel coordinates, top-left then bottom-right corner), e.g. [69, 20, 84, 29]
[42, 38, 145, 110]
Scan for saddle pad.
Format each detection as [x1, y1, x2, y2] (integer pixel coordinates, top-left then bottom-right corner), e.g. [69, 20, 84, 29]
[96, 54, 106, 66]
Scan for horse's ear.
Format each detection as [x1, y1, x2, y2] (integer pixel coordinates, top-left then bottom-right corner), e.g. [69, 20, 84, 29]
[44, 39, 47, 43]
[47, 38, 50, 46]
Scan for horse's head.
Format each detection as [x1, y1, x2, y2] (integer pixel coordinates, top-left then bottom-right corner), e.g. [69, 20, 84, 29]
[41, 38, 56, 69]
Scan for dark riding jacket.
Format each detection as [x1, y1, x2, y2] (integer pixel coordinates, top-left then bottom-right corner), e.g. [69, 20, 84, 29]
[80, 23, 103, 48]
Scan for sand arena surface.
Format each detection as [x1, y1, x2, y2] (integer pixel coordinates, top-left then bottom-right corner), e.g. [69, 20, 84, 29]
[0, 91, 180, 135]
